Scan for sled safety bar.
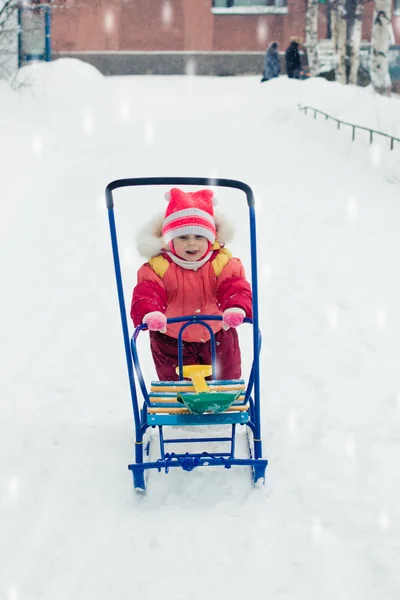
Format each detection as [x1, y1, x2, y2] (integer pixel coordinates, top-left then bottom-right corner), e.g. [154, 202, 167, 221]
[105, 177, 255, 208]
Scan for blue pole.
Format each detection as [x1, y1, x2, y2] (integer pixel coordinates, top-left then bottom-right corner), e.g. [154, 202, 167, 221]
[107, 207, 143, 463]
[249, 203, 262, 459]
[17, 7, 22, 68]
[44, 6, 51, 62]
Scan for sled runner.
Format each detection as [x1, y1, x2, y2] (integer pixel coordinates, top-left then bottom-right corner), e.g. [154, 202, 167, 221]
[105, 177, 268, 491]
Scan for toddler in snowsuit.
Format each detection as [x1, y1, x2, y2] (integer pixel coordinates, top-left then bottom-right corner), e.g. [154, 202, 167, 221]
[130, 187, 252, 381]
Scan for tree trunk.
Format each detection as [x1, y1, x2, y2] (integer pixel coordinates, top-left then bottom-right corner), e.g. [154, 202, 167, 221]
[306, 0, 320, 76]
[0, 0, 18, 81]
[336, 0, 347, 84]
[330, 0, 340, 52]
[371, 0, 392, 95]
[349, 0, 365, 84]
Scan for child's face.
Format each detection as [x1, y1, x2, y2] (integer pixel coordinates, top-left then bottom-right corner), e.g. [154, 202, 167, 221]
[173, 234, 209, 261]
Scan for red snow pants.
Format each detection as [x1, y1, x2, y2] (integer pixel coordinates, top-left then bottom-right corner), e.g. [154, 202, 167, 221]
[149, 328, 242, 381]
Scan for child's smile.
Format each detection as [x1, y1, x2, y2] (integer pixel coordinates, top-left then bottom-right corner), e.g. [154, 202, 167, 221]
[173, 234, 209, 262]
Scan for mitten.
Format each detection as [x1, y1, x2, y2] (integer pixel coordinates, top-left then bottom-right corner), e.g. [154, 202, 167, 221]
[222, 307, 245, 330]
[143, 311, 167, 333]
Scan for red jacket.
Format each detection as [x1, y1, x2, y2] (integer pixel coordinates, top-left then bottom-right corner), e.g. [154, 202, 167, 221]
[131, 244, 252, 342]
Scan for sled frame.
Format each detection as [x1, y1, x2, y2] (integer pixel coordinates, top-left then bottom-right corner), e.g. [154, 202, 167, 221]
[105, 177, 268, 490]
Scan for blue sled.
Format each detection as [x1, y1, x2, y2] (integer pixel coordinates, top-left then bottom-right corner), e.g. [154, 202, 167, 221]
[105, 177, 268, 491]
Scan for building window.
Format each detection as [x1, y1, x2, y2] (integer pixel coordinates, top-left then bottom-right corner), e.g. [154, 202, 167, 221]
[395, 0, 400, 14]
[212, 0, 288, 10]
[214, 1, 271, 5]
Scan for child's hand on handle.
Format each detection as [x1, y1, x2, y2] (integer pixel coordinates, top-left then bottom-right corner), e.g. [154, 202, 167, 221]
[222, 307, 245, 330]
[143, 311, 167, 333]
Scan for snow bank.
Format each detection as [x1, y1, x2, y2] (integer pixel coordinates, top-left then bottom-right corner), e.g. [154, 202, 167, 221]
[0, 59, 400, 600]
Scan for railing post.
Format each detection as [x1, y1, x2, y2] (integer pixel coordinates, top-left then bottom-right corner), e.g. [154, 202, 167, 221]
[352, 126, 355, 142]
[370, 130, 373, 144]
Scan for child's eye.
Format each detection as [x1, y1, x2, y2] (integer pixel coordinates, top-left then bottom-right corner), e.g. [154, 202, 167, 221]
[178, 235, 188, 240]
[195, 235, 205, 240]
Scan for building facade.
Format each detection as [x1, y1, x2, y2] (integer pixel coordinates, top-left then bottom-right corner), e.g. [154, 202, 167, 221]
[51, 0, 400, 54]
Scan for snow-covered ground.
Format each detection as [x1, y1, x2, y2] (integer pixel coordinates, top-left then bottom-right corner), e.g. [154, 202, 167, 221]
[1, 59, 400, 599]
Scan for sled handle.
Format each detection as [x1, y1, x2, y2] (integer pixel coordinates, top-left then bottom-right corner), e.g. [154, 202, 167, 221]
[105, 177, 255, 208]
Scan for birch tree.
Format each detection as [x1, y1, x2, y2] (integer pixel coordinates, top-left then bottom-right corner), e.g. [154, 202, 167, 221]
[370, 0, 392, 94]
[336, 0, 347, 84]
[349, 0, 365, 84]
[330, 0, 340, 53]
[305, 0, 320, 76]
[0, 0, 18, 80]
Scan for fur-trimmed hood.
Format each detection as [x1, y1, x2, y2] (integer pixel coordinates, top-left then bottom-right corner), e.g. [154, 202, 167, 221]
[136, 210, 235, 259]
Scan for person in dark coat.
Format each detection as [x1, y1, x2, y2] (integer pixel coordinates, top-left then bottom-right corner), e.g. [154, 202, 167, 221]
[285, 37, 302, 79]
[261, 41, 280, 82]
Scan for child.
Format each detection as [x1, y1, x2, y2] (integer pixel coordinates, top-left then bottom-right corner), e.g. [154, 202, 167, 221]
[130, 187, 252, 381]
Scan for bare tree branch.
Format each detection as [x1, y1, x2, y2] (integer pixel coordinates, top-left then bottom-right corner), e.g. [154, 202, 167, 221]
[0, 1, 17, 28]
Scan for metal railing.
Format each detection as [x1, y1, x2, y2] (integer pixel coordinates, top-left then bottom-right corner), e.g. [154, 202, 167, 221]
[298, 104, 400, 151]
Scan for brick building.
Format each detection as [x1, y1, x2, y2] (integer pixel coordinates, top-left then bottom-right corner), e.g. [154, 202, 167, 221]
[52, 0, 400, 53]
[48, 0, 400, 76]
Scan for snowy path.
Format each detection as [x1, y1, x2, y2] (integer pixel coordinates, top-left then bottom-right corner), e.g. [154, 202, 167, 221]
[1, 62, 400, 599]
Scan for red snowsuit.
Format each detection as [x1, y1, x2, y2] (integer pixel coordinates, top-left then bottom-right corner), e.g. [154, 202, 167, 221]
[131, 243, 252, 381]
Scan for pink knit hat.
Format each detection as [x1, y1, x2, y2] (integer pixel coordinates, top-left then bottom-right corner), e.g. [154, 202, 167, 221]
[162, 188, 217, 245]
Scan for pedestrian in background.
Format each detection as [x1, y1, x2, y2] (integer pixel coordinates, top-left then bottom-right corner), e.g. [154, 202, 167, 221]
[261, 41, 280, 82]
[285, 37, 302, 79]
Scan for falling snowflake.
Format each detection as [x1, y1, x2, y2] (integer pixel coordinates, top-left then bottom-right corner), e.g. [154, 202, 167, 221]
[370, 143, 382, 168]
[378, 511, 390, 531]
[83, 112, 94, 134]
[206, 174, 218, 187]
[311, 516, 322, 540]
[256, 19, 268, 45]
[120, 100, 131, 122]
[32, 134, 43, 156]
[9, 476, 19, 499]
[8, 588, 18, 600]
[376, 307, 387, 331]
[185, 58, 196, 76]
[262, 263, 273, 280]
[123, 245, 135, 265]
[327, 305, 338, 330]
[104, 11, 114, 34]
[161, 1, 173, 27]
[97, 194, 106, 212]
[144, 121, 155, 145]
[288, 409, 297, 432]
[345, 435, 356, 459]
[346, 196, 358, 219]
